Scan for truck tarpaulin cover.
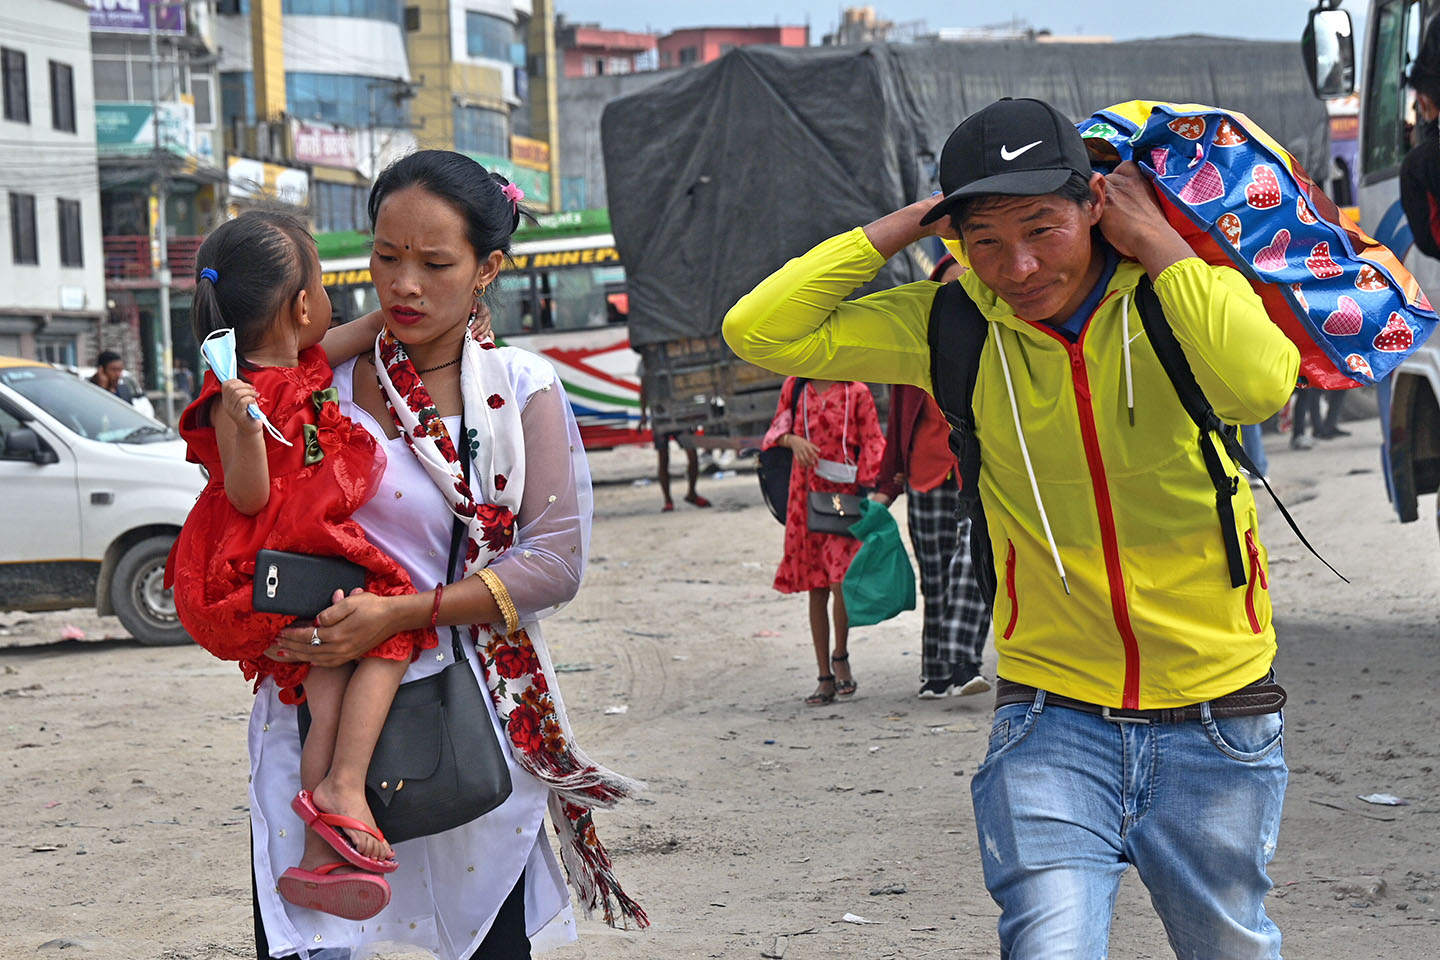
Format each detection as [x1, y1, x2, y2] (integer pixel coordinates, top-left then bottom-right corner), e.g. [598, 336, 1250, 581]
[602, 40, 1332, 349]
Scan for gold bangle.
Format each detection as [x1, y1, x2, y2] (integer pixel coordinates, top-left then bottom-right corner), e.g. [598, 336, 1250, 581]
[477, 567, 520, 636]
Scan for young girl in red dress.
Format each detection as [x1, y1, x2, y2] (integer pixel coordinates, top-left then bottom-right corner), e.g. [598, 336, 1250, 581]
[167, 211, 431, 918]
[762, 377, 884, 704]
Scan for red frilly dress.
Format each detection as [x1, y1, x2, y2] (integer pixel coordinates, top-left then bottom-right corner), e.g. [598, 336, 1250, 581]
[765, 378, 885, 594]
[165, 346, 434, 703]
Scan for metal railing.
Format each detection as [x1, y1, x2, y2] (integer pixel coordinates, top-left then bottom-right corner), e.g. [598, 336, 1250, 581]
[102, 235, 204, 283]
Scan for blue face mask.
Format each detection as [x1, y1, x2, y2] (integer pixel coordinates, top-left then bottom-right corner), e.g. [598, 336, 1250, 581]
[199, 328, 294, 447]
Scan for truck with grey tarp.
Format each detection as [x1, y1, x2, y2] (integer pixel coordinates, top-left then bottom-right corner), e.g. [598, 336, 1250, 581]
[600, 38, 1332, 443]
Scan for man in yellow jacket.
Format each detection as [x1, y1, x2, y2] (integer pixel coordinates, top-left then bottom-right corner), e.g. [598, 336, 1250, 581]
[724, 98, 1298, 958]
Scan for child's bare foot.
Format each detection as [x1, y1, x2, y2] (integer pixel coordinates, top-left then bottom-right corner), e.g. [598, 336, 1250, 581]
[312, 777, 393, 862]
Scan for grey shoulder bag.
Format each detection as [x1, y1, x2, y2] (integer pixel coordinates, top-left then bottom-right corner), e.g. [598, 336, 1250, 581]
[299, 418, 513, 844]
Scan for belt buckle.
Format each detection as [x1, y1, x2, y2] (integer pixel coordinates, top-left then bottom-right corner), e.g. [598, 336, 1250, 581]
[1101, 706, 1150, 724]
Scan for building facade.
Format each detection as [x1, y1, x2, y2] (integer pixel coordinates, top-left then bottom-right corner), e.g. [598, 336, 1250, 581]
[657, 25, 808, 68]
[0, 0, 106, 367]
[93, 0, 225, 397]
[406, 0, 558, 212]
[555, 18, 656, 78]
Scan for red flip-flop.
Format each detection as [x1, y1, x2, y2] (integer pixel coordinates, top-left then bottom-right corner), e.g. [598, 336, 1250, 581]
[278, 862, 391, 920]
[684, 494, 712, 508]
[291, 790, 398, 874]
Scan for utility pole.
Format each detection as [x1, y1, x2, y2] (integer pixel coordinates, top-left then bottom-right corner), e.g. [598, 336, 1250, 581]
[149, 0, 175, 426]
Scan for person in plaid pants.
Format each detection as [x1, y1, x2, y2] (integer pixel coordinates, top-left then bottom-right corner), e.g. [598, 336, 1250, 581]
[874, 380, 993, 698]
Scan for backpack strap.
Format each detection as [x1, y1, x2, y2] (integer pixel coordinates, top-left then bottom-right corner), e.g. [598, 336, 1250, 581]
[927, 280, 994, 604]
[1134, 279, 1346, 585]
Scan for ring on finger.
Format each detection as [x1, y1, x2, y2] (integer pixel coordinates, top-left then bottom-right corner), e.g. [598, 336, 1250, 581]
[310, 626, 322, 647]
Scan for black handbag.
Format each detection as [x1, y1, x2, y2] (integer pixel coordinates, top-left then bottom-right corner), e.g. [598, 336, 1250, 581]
[807, 490, 864, 537]
[298, 420, 512, 844]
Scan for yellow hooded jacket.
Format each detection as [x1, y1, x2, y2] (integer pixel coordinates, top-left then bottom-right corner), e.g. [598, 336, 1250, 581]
[723, 228, 1300, 709]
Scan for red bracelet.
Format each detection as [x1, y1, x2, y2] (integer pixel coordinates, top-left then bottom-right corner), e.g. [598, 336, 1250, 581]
[430, 582, 444, 629]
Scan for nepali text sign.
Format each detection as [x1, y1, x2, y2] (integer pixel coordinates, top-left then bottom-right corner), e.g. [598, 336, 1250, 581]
[510, 135, 551, 172]
[88, 0, 185, 34]
[95, 101, 194, 157]
[228, 157, 309, 208]
[292, 120, 358, 170]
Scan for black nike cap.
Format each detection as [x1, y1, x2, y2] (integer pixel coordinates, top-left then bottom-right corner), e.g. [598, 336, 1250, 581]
[919, 97, 1092, 226]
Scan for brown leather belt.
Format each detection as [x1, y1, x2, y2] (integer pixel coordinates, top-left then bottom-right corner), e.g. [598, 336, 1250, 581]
[993, 676, 1287, 724]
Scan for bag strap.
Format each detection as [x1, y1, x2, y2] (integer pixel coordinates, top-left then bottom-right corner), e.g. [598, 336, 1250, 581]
[1134, 279, 1346, 584]
[443, 417, 470, 661]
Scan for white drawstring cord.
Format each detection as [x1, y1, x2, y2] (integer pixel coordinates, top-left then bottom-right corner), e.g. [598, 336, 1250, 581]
[1121, 294, 1135, 427]
[992, 323, 1070, 596]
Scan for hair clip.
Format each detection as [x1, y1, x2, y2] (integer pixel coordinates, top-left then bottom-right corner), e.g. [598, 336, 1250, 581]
[501, 182, 525, 206]
[200, 267, 219, 283]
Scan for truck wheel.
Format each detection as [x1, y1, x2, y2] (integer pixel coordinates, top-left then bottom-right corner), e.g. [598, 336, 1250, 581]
[111, 535, 189, 647]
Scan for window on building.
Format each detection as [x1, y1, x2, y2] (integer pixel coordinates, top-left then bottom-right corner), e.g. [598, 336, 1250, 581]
[313, 181, 366, 233]
[36, 336, 77, 367]
[288, 73, 408, 128]
[91, 37, 178, 103]
[2, 48, 28, 124]
[679, 46, 699, 65]
[9, 192, 37, 265]
[452, 103, 508, 156]
[191, 74, 213, 125]
[220, 72, 252, 126]
[57, 199, 83, 267]
[49, 61, 75, 132]
[467, 11, 515, 62]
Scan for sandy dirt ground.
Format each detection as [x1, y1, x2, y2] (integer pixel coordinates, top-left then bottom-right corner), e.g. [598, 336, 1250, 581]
[2, 417, 1438, 960]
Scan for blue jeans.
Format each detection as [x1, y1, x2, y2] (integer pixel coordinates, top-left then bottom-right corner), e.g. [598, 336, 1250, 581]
[1241, 423, 1268, 478]
[971, 690, 1287, 959]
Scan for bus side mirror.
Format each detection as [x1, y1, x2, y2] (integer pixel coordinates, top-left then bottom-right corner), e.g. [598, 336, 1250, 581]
[1303, 7, 1356, 99]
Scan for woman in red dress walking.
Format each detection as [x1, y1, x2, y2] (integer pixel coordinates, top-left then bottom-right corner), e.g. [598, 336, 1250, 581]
[763, 377, 884, 704]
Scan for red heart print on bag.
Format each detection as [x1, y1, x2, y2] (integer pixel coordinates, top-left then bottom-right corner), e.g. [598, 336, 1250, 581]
[1169, 117, 1206, 141]
[1149, 148, 1168, 177]
[1213, 118, 1247, 146]
[1178, 162, 1225, 204]
[1245, 166, 1282, 209]
[1322, 296, 1364, 336]
[1291, 283, 1309, 312]
[1345, 354, 1374, 377]
[1218, 213, 1242, 248]
[1296, 196, 1319, 225]
[1253, 229, 1290, 272]
[1373, 313, 1414, 352]
[1355, 264, 1388, 292]
[1305, 241, 1343, 279]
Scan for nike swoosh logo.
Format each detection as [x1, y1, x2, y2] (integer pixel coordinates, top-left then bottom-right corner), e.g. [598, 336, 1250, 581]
[1000, 140, 1043, 161]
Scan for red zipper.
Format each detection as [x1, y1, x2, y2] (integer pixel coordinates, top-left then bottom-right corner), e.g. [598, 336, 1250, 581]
[1026, 315, 1143, 709]
[1003, 540, 1019, 640]
[1244, 528, 1268, 634]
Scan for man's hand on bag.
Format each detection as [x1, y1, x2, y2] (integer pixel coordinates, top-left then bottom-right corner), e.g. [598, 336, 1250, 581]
[785, 434, 821, 469]
[869, 491, 893, 505]
[267, 588, 401, 667]
[1099, 162, 1193, 275]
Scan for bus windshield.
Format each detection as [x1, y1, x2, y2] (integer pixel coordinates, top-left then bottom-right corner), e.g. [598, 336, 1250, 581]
[493, 243, 627, 336]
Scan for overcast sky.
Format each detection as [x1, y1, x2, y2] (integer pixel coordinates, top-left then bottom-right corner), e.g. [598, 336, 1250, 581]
[554, 1, 1351, 44]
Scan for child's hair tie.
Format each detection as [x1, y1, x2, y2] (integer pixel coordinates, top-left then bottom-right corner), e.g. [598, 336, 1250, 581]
[200, 267, 219, 283]
[501, 182, 525, 208]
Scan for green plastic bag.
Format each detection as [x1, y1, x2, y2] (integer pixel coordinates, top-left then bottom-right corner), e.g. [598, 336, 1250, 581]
[842, 499, 917, 627]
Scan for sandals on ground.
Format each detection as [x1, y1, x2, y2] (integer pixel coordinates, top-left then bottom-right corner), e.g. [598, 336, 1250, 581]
[806, 674, 837, 705]
[832, 653, 857, 697]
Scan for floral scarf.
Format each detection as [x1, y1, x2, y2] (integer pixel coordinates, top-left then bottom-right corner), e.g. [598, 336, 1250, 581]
[373, 327, 648, 929]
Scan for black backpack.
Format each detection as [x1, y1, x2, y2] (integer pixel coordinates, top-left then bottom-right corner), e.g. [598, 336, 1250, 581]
[926, 277, 1340, 605]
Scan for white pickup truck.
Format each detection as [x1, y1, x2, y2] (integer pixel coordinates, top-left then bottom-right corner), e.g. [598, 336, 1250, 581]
[0, 356, 204, 645]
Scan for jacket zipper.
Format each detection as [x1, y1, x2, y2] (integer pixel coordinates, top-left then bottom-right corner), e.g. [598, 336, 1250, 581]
[1028, 315, 1143, 709]
[1244, 527, 1268, 634]
[1003, 540, 1019, 640]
